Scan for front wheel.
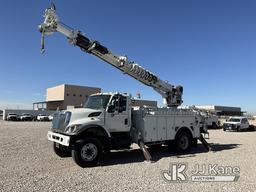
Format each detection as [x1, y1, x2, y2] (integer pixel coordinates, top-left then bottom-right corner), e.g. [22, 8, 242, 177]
[175, 131, 192, 153]
[72, 138, 102, 167]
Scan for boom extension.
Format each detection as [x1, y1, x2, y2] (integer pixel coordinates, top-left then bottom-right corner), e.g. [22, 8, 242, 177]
[38, 5, 183, 107]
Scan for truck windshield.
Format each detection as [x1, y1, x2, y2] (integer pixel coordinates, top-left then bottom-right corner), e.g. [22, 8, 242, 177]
[84, 95, 111, 109]
[228, 118, 241, 122]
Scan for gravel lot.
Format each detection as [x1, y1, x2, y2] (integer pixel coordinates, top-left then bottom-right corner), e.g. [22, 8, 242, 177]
[0, 120, 256, 192]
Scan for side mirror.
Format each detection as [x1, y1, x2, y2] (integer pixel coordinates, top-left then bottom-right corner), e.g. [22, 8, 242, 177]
[107, 105, 115, 113]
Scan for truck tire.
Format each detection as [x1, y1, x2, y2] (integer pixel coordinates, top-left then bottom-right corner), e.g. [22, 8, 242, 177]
[53, 142, 71, 157]
[72, 138, 102, 167]
[175, 131, 192, 153]
[249, 125, 255, 131]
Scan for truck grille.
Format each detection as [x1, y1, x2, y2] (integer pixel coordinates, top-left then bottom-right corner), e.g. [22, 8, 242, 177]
[52, 112, 71, 132]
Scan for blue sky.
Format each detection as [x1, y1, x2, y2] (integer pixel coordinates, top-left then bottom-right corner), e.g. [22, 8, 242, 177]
[0, 0, 255, 113]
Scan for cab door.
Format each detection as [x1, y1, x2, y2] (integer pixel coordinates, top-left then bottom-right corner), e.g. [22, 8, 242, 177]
[241, 118, 249, 129]
[105, 94, 130, 132]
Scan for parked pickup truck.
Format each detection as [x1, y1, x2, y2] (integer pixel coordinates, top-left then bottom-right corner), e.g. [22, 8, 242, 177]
[223, 117, 249, 132]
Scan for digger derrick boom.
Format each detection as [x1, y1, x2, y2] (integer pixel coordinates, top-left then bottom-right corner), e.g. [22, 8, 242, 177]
[38, 7, 183, 107]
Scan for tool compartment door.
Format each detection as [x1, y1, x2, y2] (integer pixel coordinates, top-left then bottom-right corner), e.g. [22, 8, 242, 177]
[143, 116, 157, 142]
[166, 115, 175, 140]
[156, 116, 167, 141]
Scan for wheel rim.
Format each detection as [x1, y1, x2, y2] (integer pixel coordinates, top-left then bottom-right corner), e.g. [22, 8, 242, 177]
[179, 135, 189, 150]
[81, 143, 98, 161]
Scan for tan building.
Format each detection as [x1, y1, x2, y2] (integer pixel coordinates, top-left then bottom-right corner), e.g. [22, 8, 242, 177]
[46, 84, 101, 110]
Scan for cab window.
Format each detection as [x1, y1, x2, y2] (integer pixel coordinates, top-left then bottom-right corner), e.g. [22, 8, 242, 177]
[108, 94, 127, 113]
[119, 96, 127, 113]
[242, 118, 248, 124]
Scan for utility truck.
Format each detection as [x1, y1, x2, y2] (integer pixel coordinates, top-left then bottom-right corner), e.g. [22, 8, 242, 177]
[39, 4, 209, 167]
[179, 106, 219, 129]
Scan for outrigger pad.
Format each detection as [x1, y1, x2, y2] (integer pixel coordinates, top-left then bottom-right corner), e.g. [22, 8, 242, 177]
[139, 141, 152, 162]
[199, 134, 211, 151]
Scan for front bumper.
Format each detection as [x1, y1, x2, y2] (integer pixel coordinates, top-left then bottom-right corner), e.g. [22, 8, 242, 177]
[39, 117, 49, 121]
[47, 131, 70, 146]
[224, 124, 238, 130]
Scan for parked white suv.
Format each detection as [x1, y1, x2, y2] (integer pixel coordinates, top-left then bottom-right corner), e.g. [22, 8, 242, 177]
[19, 113, 33, 121]
[48, 114, 54, 121]
[7, 113, 19, 121]
[37, 114, 49, 121]
[223, 117, 249, 132]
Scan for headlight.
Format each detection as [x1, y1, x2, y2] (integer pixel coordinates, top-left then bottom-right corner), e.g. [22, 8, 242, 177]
[65, 124, 81, 134]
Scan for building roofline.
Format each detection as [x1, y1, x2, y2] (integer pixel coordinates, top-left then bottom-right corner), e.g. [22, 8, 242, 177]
[63, 84, 101, 90]
[195, 105, 241, 109]
[34, 100, 64, 104]
[46, 84, 101, 91]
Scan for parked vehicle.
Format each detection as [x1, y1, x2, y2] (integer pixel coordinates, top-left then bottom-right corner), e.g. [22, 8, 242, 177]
[19, 113, 33, 121]
[223, 117, 250, 132]
[205, 114, 219, 129]
[180, 106, 220, 129]
[48, 92, 209, 167]
[7, 113, 19, 121]
[48, 114, 54, 121]
[37, 114, 49, 121]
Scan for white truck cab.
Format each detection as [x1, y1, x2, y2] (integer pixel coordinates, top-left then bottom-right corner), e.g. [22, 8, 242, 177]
[223, 117, 249, 131]
[49, 93, 131, 135]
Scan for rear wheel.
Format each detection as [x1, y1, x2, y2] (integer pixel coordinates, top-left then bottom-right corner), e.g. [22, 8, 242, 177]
[72, 138, 102, 167]
[175, 131, 192, 153]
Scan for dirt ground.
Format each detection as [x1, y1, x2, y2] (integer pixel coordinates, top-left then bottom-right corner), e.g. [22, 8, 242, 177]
[0, 120, 256, 192]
